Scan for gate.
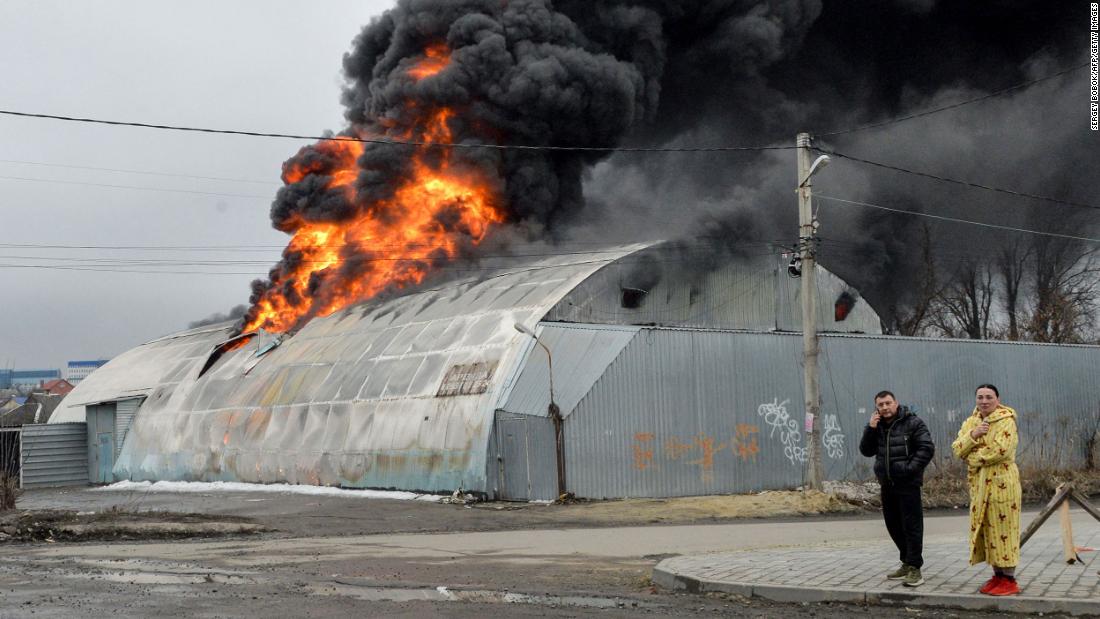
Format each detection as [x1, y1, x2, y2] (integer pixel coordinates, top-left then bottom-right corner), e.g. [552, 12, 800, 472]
[493, 412, 557, 501]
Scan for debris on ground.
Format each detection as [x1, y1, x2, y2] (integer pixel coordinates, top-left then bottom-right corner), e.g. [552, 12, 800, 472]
[0, 509, 268, 543]
[520, 489, 861, 524]
[441, 488, 479, 505]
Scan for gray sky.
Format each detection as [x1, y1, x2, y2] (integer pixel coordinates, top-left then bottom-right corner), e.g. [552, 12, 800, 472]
[0, 1, 393, 369]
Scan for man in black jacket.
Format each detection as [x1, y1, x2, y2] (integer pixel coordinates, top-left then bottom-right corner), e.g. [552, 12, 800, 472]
[859, 390, 935, 587]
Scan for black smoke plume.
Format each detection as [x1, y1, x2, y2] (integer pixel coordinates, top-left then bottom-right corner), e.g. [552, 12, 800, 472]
[244, 0, 1088, 332]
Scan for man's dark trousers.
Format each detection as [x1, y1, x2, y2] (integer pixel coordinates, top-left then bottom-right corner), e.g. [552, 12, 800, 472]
[881, 481, 923, 569]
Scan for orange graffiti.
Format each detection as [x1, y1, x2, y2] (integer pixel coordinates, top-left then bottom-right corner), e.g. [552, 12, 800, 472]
[664, 436, 694, 461]
[688, 434, 727, 481]
[632, 433, 656, 471]
[733, 423, 760, 461]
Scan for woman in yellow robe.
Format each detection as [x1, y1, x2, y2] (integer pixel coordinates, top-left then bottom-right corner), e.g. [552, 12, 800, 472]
[951, 384, 1022, 596]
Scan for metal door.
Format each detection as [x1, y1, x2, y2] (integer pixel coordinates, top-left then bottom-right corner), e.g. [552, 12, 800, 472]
[96, 434, 113, 483]
[494, 412, 557, 501]
[86, 404, 116, 484]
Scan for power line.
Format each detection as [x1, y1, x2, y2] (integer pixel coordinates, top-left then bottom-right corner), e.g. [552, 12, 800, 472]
[0, 248, 787, 276]
[817, 194, 1100, 244]
[815, 62, 1087, 138]
[0, 237, 784, 253]
[0, 159, 276, 185]
[0, 109, 794, 153]
[0, 174, 271, 200]
[0, 242, 784, 267]
[815, 147, 1100, 211]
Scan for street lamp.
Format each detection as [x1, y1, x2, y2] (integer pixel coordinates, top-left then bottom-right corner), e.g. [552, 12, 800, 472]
[514, 322, 566, 499]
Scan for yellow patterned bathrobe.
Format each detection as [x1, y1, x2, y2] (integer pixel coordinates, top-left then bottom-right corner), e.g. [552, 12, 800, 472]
[951, 405, 1022, 567]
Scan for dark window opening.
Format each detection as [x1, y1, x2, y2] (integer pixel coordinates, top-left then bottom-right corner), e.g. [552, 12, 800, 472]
[198, 333, 256, 378]
[621, 287, 648, 309]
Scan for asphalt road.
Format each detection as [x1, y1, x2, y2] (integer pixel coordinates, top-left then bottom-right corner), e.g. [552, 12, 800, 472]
[2, 487, 1093, 617]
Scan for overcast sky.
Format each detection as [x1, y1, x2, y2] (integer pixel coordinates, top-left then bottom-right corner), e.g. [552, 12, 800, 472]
[0, 1, 393, 369]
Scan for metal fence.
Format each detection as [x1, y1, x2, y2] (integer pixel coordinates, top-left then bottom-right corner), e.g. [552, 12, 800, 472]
[558, 329, 1100, 499]
[21, 423, 88, 489]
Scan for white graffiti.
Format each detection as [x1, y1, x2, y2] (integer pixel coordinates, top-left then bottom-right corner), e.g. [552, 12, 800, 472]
[822, 414, 845, 460]
[757, 398, 807, 465]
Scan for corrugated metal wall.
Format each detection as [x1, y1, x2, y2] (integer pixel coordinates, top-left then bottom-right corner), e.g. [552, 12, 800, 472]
[113, 397, 143, 459]
[562, 329, 1100, 499]
[21, 423, 88, 489]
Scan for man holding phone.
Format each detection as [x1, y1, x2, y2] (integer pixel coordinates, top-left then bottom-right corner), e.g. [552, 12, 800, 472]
[859, 390, 935, 587]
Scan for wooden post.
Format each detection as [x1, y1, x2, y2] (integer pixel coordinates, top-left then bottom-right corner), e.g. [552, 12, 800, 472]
[1021, 482, 1073, 547]
[1021, 482, 1100, 563]
[1058, 498, 1082, 564]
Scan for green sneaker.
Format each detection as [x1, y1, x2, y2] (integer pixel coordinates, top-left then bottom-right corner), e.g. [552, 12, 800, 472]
[902, 567, 924, 587]
[886, 564, 910, 579]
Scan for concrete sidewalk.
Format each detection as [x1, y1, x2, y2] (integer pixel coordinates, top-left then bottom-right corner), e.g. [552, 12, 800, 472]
[654, 526, 1100, 615]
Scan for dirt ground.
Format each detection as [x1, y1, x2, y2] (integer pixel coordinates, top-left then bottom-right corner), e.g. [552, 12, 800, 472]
[9, 486, 861, 540]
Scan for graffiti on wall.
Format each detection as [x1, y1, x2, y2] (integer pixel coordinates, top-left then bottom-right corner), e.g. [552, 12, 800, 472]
[626, 396, 848, 481]
[758, 398, 807, 465]
[628, 425, 759, 482]
[822, 414, 845, 459]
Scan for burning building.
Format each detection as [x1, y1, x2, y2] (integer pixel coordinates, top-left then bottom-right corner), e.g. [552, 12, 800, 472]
[53, 243, 886, 497]
[50, 1, 1097, 498]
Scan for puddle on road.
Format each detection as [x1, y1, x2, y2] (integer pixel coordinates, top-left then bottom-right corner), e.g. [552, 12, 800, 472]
[0, 556, 258, 586]
[310, 583, 659, 609]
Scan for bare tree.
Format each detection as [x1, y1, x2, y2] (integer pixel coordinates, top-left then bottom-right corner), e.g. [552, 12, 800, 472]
[885, 225, 940, 336]
[930, 259, 996, 339]
[1023, 235, 1100, 343]
[997, 240, 1029, 341]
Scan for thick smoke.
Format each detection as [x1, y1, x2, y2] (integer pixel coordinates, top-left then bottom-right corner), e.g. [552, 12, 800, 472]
[568, 0, 1087, 328]
[189, 304, 247, 329]
[244, 0, 1088, 332]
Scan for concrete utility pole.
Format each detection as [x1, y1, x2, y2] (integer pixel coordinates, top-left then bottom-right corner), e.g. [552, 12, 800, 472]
[796, 132, 824, 491]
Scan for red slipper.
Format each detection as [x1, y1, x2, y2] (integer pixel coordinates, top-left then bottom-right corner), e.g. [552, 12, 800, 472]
[979, 575, 1002, 594]
[987, 577, 1020, 596]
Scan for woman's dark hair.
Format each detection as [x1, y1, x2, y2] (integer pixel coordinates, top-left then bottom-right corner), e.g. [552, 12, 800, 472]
[975, 383, 1000, 397]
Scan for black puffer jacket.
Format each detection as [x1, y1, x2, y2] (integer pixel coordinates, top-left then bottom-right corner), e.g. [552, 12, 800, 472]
[858, 406, 935, 486]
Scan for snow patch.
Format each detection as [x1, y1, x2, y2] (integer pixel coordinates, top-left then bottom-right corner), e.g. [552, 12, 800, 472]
[93, 480, 444, 502]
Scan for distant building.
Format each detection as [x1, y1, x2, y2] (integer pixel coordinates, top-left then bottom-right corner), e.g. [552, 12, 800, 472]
[38, 379, 75, 396]
[0, 392, 63, 426]
[0, 369, 61, 390]
[66, 360, 109, 384]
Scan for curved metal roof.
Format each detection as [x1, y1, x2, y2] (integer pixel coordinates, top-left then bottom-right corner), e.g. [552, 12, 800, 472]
[53, 241, 880, 492]
[54, 244, 650, 491]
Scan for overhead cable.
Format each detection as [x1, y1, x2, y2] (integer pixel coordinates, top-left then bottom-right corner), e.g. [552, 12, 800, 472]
[0, 109, 793, 153]
[814, 148, 1100, 211]
[815, 62, 1087, 137]
[817, 194, 1100, 244]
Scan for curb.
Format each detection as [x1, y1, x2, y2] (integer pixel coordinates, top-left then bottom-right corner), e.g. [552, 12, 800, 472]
[653, 561, 1100, 616]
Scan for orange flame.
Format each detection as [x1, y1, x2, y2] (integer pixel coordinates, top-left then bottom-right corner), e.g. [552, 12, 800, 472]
[407, 43, 450, 80]
[244, 100, 504, 333]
